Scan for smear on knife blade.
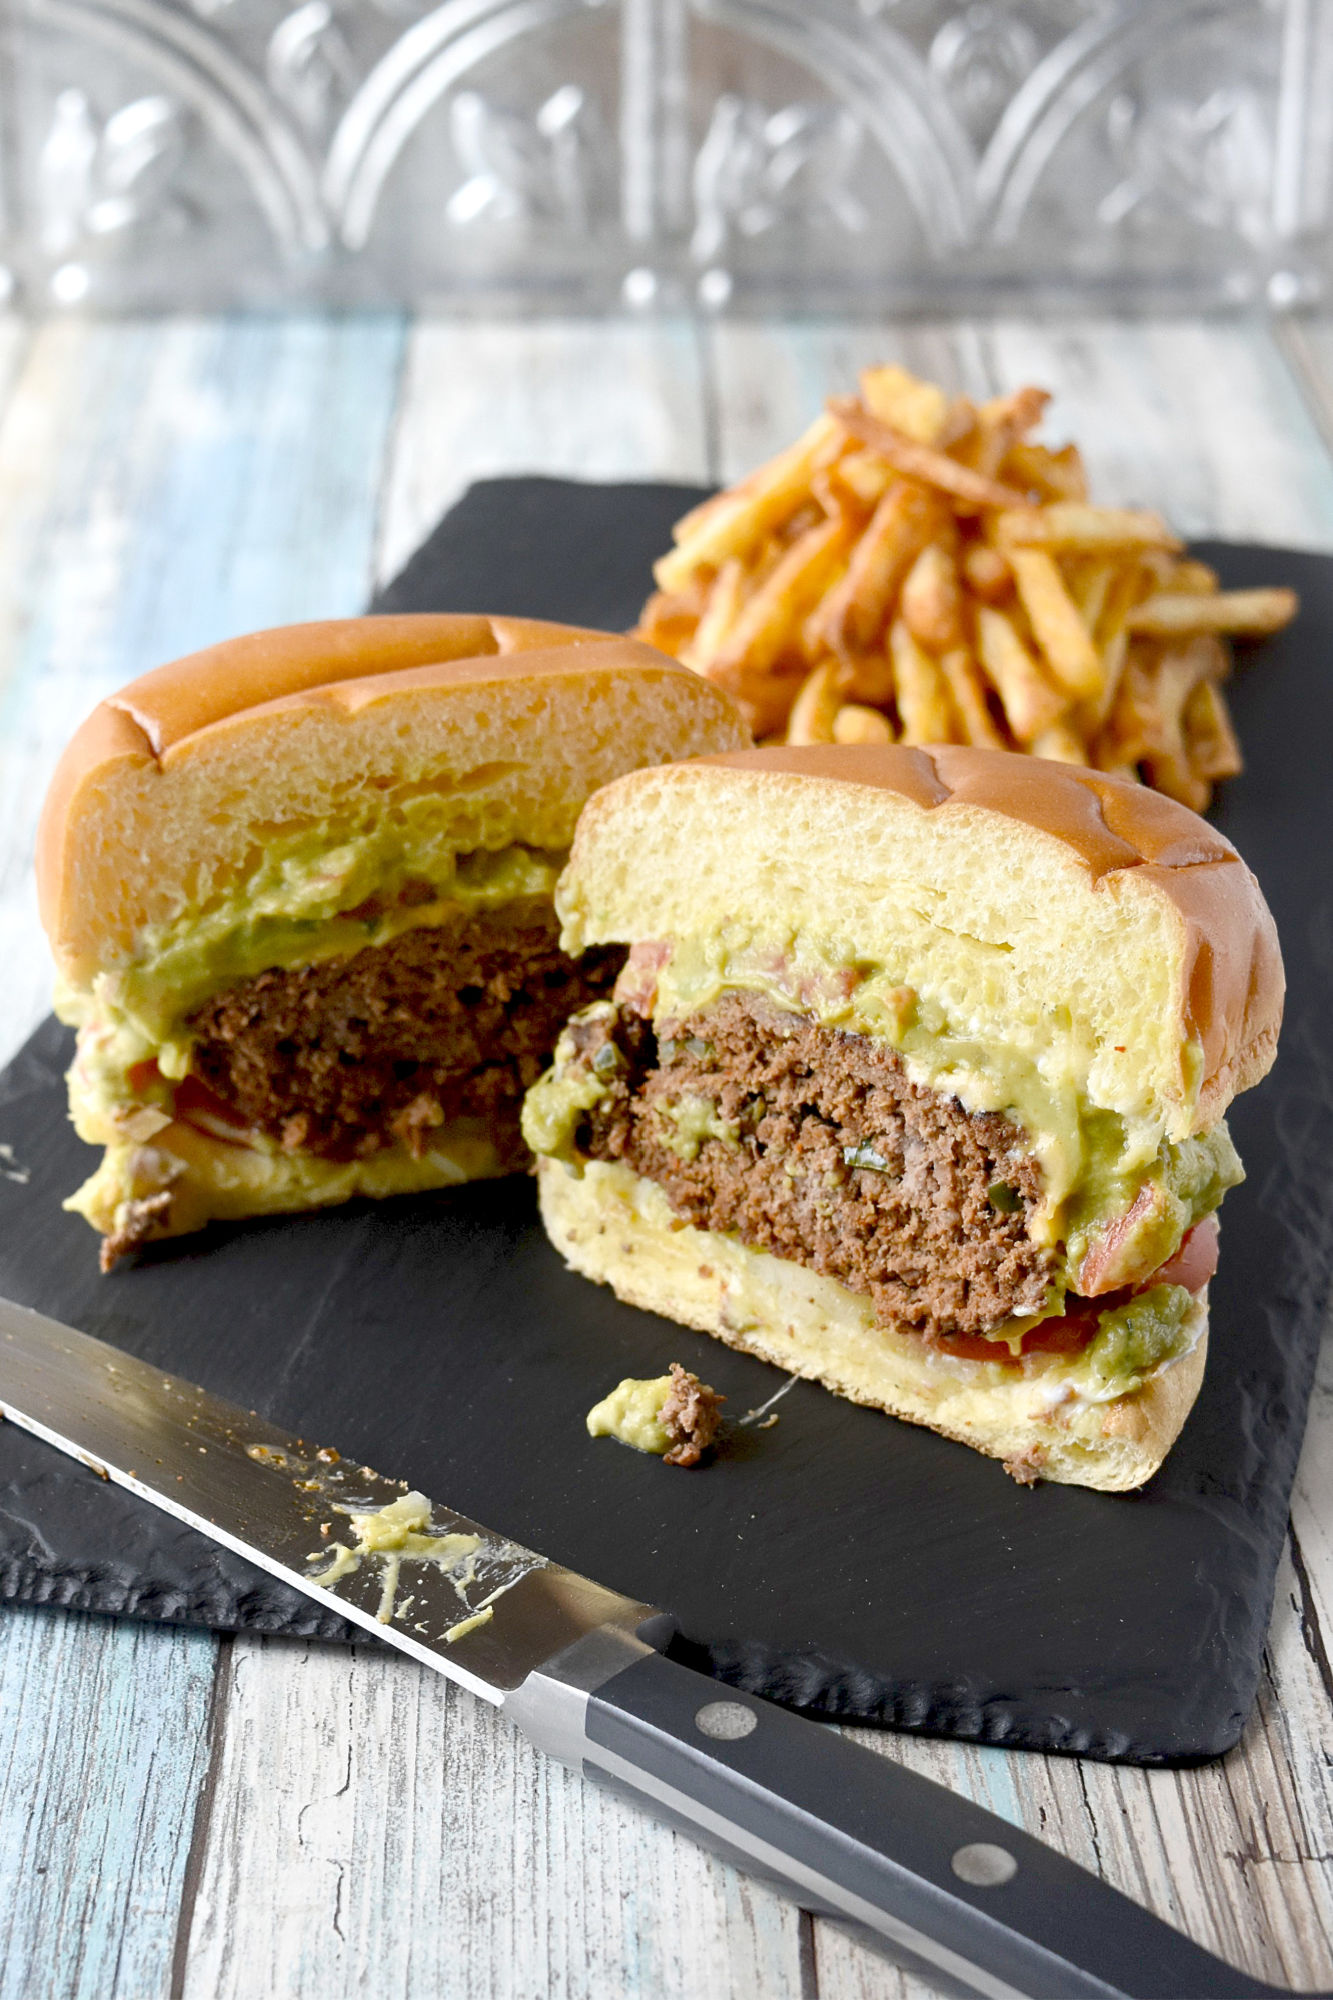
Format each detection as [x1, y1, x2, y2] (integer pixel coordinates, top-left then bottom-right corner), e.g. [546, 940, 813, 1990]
[305, 1490, 535, 1635]
[238, 1442, 544, 1639]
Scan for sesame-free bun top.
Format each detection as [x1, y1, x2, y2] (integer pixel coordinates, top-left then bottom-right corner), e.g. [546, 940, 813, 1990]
[557, 742, 1283, 1143]
[40, 613, 749, 985]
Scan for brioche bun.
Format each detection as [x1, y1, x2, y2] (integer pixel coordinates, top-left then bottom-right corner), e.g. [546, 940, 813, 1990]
[40, 613, 745, 986]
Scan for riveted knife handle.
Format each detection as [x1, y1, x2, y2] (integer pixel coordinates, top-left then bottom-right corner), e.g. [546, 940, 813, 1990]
[579, 1649, 1304, 2000]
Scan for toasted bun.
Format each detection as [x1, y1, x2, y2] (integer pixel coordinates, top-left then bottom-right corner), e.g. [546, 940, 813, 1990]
[40, 613, 749, 985]
[538, 1157, 1207, 1492]
[558, 743, 1283, 1140]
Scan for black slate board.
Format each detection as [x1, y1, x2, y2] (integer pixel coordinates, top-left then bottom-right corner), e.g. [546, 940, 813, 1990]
[0, 479, 1329, 1766]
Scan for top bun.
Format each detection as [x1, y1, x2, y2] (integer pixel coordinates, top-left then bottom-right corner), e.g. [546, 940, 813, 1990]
[40, 613, 749, 985]
[557, 742, 1283, 1143]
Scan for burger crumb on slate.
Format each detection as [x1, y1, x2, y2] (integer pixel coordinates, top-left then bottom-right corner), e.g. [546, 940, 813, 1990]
[660, 1363, 725, 1467]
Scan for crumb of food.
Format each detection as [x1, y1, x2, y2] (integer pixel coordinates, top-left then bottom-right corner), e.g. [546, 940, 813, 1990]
[659, 1363, 725, 1467]
[99, 1190, 174, 1272]
[1002, 1446, 1048, 1486]
[586, 1363, 725, 1466]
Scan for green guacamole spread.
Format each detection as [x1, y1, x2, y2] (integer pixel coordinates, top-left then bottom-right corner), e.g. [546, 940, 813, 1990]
[1068, 1284, 1196, 1401]
[61, 836, 567, 1094]
[586, 1375, 675, 1454]
[523, 947, 1242, 1322]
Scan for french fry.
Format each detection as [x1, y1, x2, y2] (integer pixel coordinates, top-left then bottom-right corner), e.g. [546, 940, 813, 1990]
[975, 607, 1069, 742]
[818, 482, 941, 655]
[938, 644, 1006, 748]
[1127, 587, 1298, 639]
[982, 385, 1051, 438]
[961, 541, 1012, 603]
[715, 515, 857, 677]
[828, 399, 1028, 512]
[839, 649, 897, 708]
[1161, 558, 1220, 596]
[1009, 548, 1103, 701]
[1030, 723, 1088, 765]
[959, 387, 1051, 480]
[636, 589, 703, 659]
[1084, 624, 1130, 734]
[995, 504, 1182, 557]
[681, 559, 750, 674]
[828, 449, 897, 511]
[654, 412, 842, 591]
[787, 661, 844, 745]
[859, 364, 950, 444]
[1004, 441, 1088, 502]
[834, 702, 895, 745]
[1068, 559, 1113, 636]
[901, 541, 964, 653]
[1184, 677, 1243, 781]
[890, 619, 956, 745]
[938, 397, 979, 452]
[1126, 640, 1215, 811]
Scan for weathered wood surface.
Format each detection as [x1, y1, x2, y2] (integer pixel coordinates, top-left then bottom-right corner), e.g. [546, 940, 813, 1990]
[0, 312, 1331, 1999]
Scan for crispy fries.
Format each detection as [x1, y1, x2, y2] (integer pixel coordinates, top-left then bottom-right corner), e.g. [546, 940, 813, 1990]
[1008, 549, 1103, 702]
[890, 619, 957, 745]
[994, 504, 1181, 556]
[976, 607, 1069, 742]
[1127, 587, 1298, 639]
[828, 399, 1029, 513]
[833, 701, 895, 745]
[639, 363, 1298, 811]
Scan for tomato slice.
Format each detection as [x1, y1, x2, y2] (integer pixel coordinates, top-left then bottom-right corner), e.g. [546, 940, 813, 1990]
[1151, 1216, 1219, 1294]
[935, 1220, 1218, 1367]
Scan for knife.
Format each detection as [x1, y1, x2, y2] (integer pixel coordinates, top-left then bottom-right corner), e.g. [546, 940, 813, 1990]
[0, 1295, 1320, 2000]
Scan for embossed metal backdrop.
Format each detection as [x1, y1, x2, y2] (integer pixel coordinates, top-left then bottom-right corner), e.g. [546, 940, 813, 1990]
[2, 0, 1331, 311]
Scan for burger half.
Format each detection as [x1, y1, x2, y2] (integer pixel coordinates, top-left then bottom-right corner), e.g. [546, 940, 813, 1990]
[39, 613, 748, 1265]
[523, 744, 1283, 1490]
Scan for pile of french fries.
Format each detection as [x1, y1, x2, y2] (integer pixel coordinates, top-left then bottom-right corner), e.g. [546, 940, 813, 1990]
[637, 365, 1297, 811]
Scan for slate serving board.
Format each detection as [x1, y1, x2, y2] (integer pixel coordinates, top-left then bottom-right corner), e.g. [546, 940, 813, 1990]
[0, 480, 1329, 1766]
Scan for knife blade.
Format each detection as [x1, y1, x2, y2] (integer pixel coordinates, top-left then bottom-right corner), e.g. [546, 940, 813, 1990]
[0, 1293, 1311, 2000]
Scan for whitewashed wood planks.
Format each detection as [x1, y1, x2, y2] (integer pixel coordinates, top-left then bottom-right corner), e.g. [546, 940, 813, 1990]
[373, 318, 710, 591]
[0, 1603, 215, 2000]
[707, 315, 1333, 1999]
[179, 1634, 806, 2000]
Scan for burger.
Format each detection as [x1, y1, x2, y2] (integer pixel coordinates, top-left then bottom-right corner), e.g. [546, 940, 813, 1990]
[38, 613, 748, 1265]
[523, 744, 1283, 1490]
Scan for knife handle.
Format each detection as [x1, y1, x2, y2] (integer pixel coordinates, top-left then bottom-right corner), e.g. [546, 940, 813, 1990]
[568, 1647, 1300, 2000]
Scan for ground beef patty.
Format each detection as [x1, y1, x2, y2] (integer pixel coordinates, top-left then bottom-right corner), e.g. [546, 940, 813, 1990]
[188, 899, 624, 1168]
[568, 993, 1055, 1340]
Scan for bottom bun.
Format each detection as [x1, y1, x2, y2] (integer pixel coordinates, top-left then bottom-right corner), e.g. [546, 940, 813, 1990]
[68, 1117, 509, 1265]
[537, 1157, 1207, 1493]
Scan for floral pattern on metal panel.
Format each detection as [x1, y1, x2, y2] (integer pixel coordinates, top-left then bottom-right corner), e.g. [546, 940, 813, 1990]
[3, 0, 1328, 307]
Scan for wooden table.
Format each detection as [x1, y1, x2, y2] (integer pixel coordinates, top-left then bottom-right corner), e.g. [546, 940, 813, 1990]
[1, 312, 1331, 2000]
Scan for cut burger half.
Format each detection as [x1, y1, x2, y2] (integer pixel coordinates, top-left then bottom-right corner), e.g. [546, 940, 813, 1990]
[522, 744, 1283, 1491]
[38, 613, 748, 1265]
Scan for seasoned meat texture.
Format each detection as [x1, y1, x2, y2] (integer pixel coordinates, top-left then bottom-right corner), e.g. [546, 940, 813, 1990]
[658, 1363, 725, 1467]
[571, 993, 1054, 1340]
[188, 899, 624, 1167]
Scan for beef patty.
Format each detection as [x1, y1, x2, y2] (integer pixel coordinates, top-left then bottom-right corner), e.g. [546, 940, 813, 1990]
[566, 993, 1055, 1340]
[187, 898, 625, 1169]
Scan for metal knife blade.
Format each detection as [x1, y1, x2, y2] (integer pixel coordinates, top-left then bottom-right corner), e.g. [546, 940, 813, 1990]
[0, 1291, 1310, 2000]
[0, 1293, 657, 1702]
